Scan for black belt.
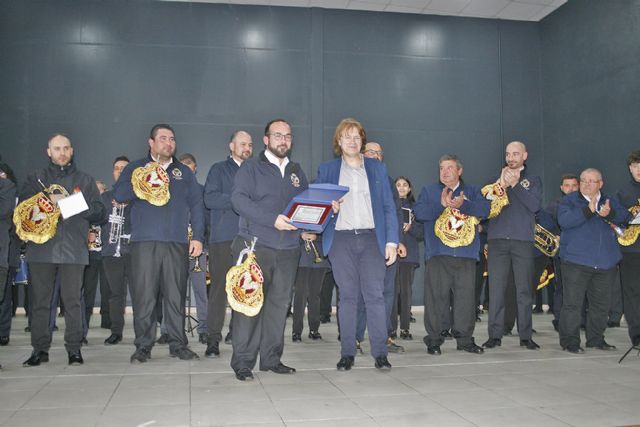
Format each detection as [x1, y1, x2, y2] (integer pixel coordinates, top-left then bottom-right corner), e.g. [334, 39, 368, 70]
[336, 228, 374, 235]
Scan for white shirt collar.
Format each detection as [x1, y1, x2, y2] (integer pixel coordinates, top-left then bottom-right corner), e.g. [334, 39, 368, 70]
[264, 149, 289, 177]
[582, 191, 601, 203]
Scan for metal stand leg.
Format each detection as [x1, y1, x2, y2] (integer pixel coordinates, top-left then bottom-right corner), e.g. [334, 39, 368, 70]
[185, 276, 199, 336]
[618, 344, 640, 364]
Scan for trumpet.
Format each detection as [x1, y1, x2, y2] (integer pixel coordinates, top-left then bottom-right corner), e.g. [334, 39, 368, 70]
[534, 223, 560, 257]
[304, 239, 324, 264]
[187, 224, 203, 272]
[108, 201, 128, 257]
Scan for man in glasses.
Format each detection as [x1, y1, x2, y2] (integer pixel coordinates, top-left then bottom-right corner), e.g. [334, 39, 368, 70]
[229, 119, 309, 381]
[557, 168, 628, 353]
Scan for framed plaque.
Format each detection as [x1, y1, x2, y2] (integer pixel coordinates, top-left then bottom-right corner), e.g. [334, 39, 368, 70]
[283, 183, 349, 232]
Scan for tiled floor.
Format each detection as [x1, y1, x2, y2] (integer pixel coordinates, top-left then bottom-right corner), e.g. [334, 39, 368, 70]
[1, 311, 639, 426]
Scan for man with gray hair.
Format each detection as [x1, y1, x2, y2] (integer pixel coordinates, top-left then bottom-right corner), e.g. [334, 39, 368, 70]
[558, 168, 628, 353]
[414, 154, 490, 355]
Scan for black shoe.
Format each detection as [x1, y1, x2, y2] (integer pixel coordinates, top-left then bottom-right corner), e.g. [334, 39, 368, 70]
[68, 350, 84, 366]
[440, 330, 452, 340]
[24, 326, 31, 333]
[374, 356, 392, 370]
[320, 315, 331, 324]
[586, 341, 617, 351]
[533, 306, 544, 314]
[476, 316, 482, 322]
[52, 325, 58, 331]
[292, 333, 302, 342]
[457, 343, 484, 354]
[224, 332, 232, 344]
[205, 341, 220, 358]
[356, 340, 364, 354]
[503, 329, 513, 336]
[81, 337, 88, 346]
[260, 362, 296, 374]
[336, 356, 354, 371]
[427, 345, 442, 355]
[564, 345, 585, 354]
[130, 347, 151, 364]
[104, 334, 122, 345]
[308, 331, 322, 340]
[23, 351, 49, 367]
[482, 338, 502, 348]
[235, 368, 254, 381]
[399, 330, 413, 340]
[389, 331, 397, 339]
[0, 336, 9, 346]
[156, 334, 169, 344]
[199, 333, 208, 345]
[520, 339, 540, 350]
[170, 347, 200, 360]
[607, 321, 621, 328]
[410, 313, 416, 323]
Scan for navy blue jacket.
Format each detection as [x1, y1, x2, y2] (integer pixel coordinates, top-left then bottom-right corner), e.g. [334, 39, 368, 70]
[100, 190, 132, 257]
[487, 167, 542, 242]
[558, 191, 629, 270]
[113, 155, 204, 244]
[315, 157, 399, 257]
[232, 151, 308, 250]
[0, 177, 16, 269]
[398, 198, 423, 266]
[414, 181, 490, 261]
[616, 179, 640, 254]
[204, 157, 241, 243]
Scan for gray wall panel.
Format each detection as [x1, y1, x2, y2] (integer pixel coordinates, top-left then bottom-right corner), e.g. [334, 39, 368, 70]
[541, 0, 640, 199]
[1, 0, 546, 306]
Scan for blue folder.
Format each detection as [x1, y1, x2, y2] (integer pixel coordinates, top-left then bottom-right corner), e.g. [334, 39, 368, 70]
[283, 183, 349, 232]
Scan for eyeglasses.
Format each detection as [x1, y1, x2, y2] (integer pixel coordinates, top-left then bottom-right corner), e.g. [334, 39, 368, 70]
[268, 133, 293, 142]
[580, 179, 601, 184]
[364, 149, 383, 156]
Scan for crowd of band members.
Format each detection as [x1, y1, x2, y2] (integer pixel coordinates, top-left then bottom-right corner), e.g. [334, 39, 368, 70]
[0, 121, 638, 378]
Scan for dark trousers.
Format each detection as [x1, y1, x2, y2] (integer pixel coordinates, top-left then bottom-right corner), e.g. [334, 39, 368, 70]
[487, 239, 534, 340]
[206, 241, 233, 343]
[356, 261, 398, 341]
[608, 270, 623, 323]
[29, 263, 84, 353]
[330, 230, 387, 359]
[99, 261, 111, 328]
[0, 268, 12, 336]
[319, 271, 336, 319]
[293, 266, 326, 335]
[230, 238, 300, 371]
[82, 256, 101, 336]
[552, 257, 563, 326]
[424, 256, 476, 347]
[101, 254, 131, 335]
[620, 252, 640, 343]
[129, 241, 189, 352]
[505, 255, 548, 332]
[391, 262, 415, 331]
[559, 261, 616, 348]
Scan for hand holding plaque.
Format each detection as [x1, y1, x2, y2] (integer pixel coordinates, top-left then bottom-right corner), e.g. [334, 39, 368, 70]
[282, 183, 349, 232]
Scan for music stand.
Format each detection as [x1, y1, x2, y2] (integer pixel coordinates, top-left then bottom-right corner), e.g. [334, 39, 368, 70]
[184, 274, 199, 336]
[618, 342, 640, 364]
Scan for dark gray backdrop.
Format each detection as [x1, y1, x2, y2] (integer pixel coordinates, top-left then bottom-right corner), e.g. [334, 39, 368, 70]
[1, 0, 638, 306]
